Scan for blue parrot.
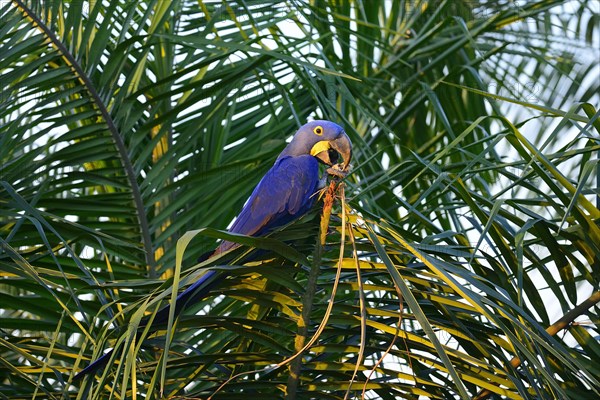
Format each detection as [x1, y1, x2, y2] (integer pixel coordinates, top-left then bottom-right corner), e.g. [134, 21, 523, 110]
[74, 120, 352, 380]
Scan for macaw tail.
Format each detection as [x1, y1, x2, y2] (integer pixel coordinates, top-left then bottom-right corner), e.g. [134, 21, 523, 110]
[74, 269, 222, 381]
[74, 349, 114, 380]
[147, 269, 222, 327]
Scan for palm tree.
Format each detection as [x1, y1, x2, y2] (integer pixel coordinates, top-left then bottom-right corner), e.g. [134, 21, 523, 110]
[1, 0, 598, 399]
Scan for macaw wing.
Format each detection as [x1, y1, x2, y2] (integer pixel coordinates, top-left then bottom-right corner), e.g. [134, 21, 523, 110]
[219, 155, 319, 252]
[75, 153, 322, 381]
[151, 156, 319, 325]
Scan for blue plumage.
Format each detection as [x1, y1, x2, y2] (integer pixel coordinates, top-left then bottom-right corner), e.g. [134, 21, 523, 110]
[75, 120, 352, 380]
[216, 154, 320, 253]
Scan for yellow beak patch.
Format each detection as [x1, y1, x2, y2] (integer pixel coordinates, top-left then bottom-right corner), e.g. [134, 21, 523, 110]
[310, 140, 331, 157]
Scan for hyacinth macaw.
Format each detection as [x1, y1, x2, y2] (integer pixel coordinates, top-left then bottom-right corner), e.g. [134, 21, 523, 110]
[75, 120, 352, 380]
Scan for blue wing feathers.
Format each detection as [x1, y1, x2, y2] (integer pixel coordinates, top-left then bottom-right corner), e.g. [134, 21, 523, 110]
[225, 155, 319, 238]
[76, 155, 320, 380]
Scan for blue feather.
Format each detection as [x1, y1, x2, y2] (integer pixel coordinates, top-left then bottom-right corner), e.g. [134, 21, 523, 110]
[75, 156, 320, 380]
[216, 154, 320, 253]
[75, 120, 348, 380]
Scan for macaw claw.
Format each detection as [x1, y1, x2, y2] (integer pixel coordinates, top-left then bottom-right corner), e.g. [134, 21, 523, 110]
[326, 163, 351, 178]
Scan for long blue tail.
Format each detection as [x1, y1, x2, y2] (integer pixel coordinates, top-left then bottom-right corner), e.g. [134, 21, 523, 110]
[74, 269, 222, 380]
[74, 348, 115, 380]
[145, 269, 222, 328]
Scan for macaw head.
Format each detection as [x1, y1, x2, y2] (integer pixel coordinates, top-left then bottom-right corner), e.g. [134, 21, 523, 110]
[279, 120, 352, 171]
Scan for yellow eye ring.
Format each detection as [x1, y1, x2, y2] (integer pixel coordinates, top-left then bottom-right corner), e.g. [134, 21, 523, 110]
[313, 126, 323, 135]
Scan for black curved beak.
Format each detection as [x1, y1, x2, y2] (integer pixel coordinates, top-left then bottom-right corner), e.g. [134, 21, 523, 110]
[315, 131, 352, 171]
[330, 131, 352, 171]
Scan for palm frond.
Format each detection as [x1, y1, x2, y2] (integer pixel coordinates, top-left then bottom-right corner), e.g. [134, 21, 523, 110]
[1, 0, 598, 399]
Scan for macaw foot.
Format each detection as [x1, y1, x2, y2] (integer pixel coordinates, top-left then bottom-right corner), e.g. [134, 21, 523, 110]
[326, 163, 351, 178]
[318, 174, 328, 189]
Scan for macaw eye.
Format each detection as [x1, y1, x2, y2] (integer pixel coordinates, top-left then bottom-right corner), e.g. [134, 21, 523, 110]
[313, 126, 323, 136]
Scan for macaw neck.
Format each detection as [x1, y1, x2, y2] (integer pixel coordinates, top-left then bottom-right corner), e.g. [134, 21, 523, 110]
[277, 139, 312, 160]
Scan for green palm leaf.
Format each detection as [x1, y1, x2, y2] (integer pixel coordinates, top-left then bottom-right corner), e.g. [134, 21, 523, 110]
[1, 1, 598, 399]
